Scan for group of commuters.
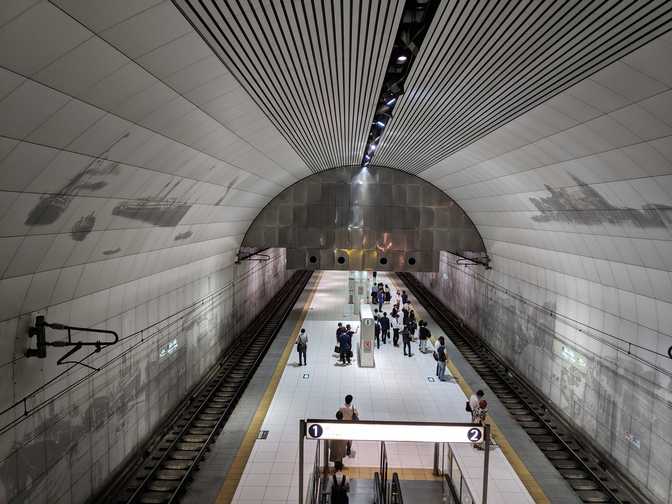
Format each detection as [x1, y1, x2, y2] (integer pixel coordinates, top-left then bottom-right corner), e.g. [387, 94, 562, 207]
[372, 283, 429, 358]
[336, 323, 358, 365]
[328, 395, 359, 503]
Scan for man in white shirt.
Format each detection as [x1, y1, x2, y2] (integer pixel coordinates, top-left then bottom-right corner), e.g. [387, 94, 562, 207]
[339, 395, 359, 456]
[390, 315, 401, 347]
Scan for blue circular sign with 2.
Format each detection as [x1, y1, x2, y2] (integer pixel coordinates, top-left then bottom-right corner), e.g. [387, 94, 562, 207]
[467, 427, 482, 442]
[308, 424, 323, 438]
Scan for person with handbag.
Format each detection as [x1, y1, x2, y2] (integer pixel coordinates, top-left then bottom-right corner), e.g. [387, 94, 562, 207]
[339, 395, 359, 456]
[296, 328, 308, 366]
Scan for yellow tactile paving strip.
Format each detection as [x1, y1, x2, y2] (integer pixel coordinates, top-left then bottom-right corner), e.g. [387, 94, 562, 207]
[336, 466, 442, 481]
[386, 274, 550, 504]
[215, 272, 322, 504]
[445, 359, 551, 504]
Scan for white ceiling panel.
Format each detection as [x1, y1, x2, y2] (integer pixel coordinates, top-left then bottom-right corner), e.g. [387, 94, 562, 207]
[174, 0, 405, 172]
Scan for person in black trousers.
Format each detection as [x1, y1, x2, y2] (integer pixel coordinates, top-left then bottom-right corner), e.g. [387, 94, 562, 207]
[402, 326, 412, 357]
[374, 316, 381, 349]
[379, 312, 390, 344]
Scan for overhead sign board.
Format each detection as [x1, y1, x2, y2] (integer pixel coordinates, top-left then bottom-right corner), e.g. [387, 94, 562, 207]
[304, 420, 483, 444]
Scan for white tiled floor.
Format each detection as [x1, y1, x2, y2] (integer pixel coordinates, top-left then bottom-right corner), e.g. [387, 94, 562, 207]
[232, 271, 534, 504]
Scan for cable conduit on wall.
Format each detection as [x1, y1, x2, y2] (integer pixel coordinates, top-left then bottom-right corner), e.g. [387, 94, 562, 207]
[0, 252, 284, 440]
[442, 258, 672, 380]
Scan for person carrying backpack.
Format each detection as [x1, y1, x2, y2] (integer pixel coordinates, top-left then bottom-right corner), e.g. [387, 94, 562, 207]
[330, 461, 350, 503]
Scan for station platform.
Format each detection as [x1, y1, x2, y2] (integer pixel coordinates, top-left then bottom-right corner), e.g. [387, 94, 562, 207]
[185, 271, 563, 504]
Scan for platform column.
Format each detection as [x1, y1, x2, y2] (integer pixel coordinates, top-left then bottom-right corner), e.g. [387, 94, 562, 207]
[358, 303, 375, 367]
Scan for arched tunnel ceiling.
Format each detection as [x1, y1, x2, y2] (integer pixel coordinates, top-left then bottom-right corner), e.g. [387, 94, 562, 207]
[0, 4, 671, 503]
[375, 0, 672, 172]
[0, 1, 670, 325]
[174, 0, 405, 172]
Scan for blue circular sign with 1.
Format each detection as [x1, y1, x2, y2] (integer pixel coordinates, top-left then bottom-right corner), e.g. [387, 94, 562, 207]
[308, 424, 323, 438]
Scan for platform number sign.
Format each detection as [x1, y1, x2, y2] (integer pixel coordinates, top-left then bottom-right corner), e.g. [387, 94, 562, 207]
[308, 424, 323, 439]
[467, 427, 482, 443]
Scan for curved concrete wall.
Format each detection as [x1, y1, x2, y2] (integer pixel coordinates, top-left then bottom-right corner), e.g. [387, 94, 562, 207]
[416, 32, 672, 504]
[0, 2, 302, 503]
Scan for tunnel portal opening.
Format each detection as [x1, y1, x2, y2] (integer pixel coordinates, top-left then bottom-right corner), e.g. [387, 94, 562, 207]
[239, 165, 488, 271]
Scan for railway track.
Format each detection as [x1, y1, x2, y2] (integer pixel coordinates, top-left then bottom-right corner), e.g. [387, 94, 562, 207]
[398, 272, 645, 504]
[107, 270, 312, 504]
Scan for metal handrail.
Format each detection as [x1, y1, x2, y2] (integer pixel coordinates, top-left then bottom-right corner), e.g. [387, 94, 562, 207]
[390, 472, 403, 504]
[373, 473, 384, 504]
[437, 443, 475, 504]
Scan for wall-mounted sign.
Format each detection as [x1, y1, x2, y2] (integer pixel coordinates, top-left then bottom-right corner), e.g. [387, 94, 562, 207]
[304, 420, 483, 443]
[159, 338, 178, 359]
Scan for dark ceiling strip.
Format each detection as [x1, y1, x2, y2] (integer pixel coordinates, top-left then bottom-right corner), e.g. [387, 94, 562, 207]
[360, 0, 443, 168]
[375, 0, 672, 174]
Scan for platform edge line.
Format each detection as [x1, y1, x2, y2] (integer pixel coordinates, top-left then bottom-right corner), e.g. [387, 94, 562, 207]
[214, 271, 321, 504]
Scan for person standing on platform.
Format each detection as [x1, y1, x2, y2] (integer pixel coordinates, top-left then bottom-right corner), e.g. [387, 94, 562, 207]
[338, 327, 350, 365]
[395, 290, 402, 306]
[402, 325, 412, 357]
[407, 316, 417, 342]
[391, 314, 401, 347]
[468, 390, 485, 422]
[418, 321, 431, 353]
[339, 395, 359, 456]
[296, 328, 308, 366]
[384, 284, 391, 304]
[377, 288, 385, 311]
[401, 304, 409, 327]
[330, 411, 348, 465]
[435, 336, 448, 381]
[380, 312, 390, 344]
[473, 399, 489, 450]
[336, 322, 345, 343]
[371, 283, 378, 304]
[374, 315, 381, 349]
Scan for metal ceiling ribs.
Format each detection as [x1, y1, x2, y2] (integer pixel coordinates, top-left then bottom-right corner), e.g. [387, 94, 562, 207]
[173, 0, 405, 173]
[374, 0, 672, 174]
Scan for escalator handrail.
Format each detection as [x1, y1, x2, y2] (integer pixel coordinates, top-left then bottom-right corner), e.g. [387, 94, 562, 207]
[391, 472, 403, 504]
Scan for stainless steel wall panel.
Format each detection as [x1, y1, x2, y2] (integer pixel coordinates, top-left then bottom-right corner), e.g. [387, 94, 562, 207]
[241, 165, 487, 271]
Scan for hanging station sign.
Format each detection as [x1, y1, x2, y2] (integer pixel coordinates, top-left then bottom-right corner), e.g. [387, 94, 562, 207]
[304, 419, 483, 444]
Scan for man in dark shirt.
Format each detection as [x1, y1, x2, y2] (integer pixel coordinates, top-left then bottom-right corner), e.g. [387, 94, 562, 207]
[338, 324, 356, 365]
[374, 316, 381, 349]
[379, 312, 390, 344]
